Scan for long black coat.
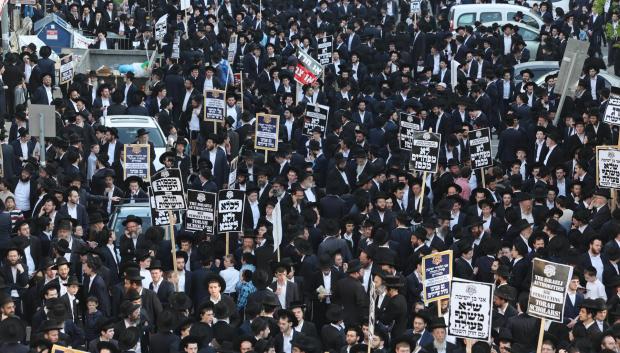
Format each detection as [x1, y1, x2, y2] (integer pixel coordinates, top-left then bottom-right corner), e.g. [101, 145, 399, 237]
[332, 275, 369, 327]
[378, 293, 408, 339]
[505, 314, 540, 353]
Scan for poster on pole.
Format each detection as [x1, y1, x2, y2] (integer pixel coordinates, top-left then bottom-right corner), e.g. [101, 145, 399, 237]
[148, 187, 180, 226]
[448, 278, 494, 341]
[254, 114, 280, 151]
[59, 55, 74, 84]
[186, 190, 217, 234]
[422, 250, 453, 303]
[227, 34, 238, 64]
[294, 50, 323, 85]
[317, 36, 333, 65]
[368, 279, 376, 338]
[123, 144, 150, 182]
[603, 88, 620, 126]
[399, 113, 421, 150]
[468, 128, 492, 169]
[203, 89, 226, 123]
[151, 168, 186, 211]
[155, 14, 168, 41]
[410, 0, 422, 14]
[597, 146, 620, 189]
[410, 131, 441, 173]
[228, 157, 239, 189]
[180, 0, 190, 10]
[555, 39, 590, 98]
[527, 258, 573, 322]
[303, 103, 329, 137]
[217, 189, 245, 233]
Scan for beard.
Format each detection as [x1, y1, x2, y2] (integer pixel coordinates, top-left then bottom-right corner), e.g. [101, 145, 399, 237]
[20, 176, 30, 182]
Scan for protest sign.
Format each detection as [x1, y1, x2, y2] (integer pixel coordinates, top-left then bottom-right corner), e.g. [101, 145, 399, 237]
[368, 279, 376, 337]
[155, 14, 168, 41]
[254, 114, 280, 151]
[203, 89, 226, 123]
[217, 189, 245, 233]
[422, 250, 453, 303]
[399, 113, 421, 150]
[410, 0, 421, 14]
[596, 146, 620, 189]
[151, 168, 186, 211]
[228, 156, 239, 189]
[59, 55, 74, 84]
[148, 187, 180, 226]
[123, 144, 150, 182]
[527, 258, 573, 322]
[294, 50, 323, 85]
[228, 34, 238, 64]
[317, 35, 333, 65]
[186, 190, 217, 234]
[410, 131, 441, 173]
[469, 128, 493, 169]
[51, 344, 88, 353]
[448, 279, 494, 341]
[603, 88, 620, 126]
[303, 103, 329, 137]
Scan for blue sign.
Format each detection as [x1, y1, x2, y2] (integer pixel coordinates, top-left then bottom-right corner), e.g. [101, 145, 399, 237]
[422, 250, 453, 303]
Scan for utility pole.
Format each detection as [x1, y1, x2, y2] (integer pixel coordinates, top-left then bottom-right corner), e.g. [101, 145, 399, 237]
[1, 3, 10, 53]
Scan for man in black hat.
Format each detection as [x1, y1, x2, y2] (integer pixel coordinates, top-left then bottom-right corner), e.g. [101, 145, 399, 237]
[492, 285, 518, 331]
[424, 317, 460, 353]
[1, 245, 28, 317]
[332, 259, 368, 327]
[84, 255, 112, 317]
[454, 239, 475, 280]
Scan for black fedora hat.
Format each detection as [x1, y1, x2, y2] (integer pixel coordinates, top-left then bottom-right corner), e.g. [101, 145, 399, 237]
[124, 267, 145, 281]
[38, 320, 63, 333]
[135, 128, 150, 137]
[63, 275, 82, 287]
[147, 259, 164, 271]
[124, 175, 145, 189]
[429, 317, 447, 329]
[89, 212, 107, 225]
[325, 304, 344, 323]
[118, 326, 140, 350]
[204, 272, 226, 292]
[346, 259, 362, 273]
[494, 285, 516, 301]
[159, 150, 176, 164]
[0, 316, 26, 343]
[122, 215, 143, 226]
[493, 265, 511, 278]
[384, 275, 404, 288]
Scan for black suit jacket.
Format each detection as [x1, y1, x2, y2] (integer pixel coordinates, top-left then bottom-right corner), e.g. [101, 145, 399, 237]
[149, 280, 175, 306]
[84, 274, 111, 316]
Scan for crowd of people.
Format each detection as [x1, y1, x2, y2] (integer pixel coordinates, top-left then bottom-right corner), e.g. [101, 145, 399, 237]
[1, 0, 620, 353]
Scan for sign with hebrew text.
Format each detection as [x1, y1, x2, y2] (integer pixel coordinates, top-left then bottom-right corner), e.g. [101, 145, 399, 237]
[448, 278, 493, 340]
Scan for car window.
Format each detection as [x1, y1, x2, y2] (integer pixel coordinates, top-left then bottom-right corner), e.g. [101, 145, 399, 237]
[480, 12, 501, 23]
[457, 13, 476, 26]
[116, 126, 166, 147]
[532, 68, 555, 79]
[522, 14, 540, 28]
[518, 28, 538, 41]
[110, 208, 152, 237]
[507, 12, 540, 29]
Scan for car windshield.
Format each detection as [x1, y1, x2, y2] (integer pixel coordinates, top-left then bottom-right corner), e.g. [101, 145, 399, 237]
[116, 126, 166, 147]
[110, 206, 152, 236]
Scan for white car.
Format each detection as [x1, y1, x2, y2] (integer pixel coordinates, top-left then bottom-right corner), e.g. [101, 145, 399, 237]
[102, 115, 168, 171]
[449, 4, 544, 30]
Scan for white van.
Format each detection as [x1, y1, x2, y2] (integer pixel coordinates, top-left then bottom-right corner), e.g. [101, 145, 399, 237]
[448, 4, 544, 31]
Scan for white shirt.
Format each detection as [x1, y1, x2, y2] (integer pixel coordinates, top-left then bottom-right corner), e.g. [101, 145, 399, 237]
[190, 107, 201, 131]
[20, 141, 28, 160]
[282, 330, 294, 353]
[276, 280, 288, 308]
[14, 180, 31, 211]
[45, 86, 53, 104]
[544, 144, 557, 165]
[503, 80, 510, 99]
[182, 90, 192, 112]
[503, 35, 512, 55]
[67, 203, 78, 219]
[226, 104, 238, 126]
[589, 252, 604, 281]
[220, 267, 240, 293]
[590, 77, 598, 99]
[323, 271, 332, 303]
[141, 269, 152, 289]
[178, 271, 186, 291]
[107, 140, 116, 163]
[24, 245, 35, 276]
[250, 201, 260, 228]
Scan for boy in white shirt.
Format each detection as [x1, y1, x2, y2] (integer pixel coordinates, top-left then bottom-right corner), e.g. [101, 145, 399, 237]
[584, 266, 607, 301]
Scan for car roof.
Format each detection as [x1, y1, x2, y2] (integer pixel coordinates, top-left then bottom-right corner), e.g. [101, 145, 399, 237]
[534, 70, 620, 86]
[453, 3, 537, 10]
[104, 115, 158, 127]
[514, 61, 559, 69]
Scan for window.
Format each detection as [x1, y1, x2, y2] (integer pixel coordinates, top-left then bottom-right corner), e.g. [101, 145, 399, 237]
[457, 13, 476, 26]
[480, 12, 502, 23]
[519, 28, 538, 41]
[507, 12, 541, 29]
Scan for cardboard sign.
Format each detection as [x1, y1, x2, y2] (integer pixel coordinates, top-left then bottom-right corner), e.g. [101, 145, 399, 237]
[294, 50, 323, 85]
[203, 89, 226, 122]
[410, 131, 441, 173]
[597, 146, 620, 189]
[155, 14, 168, 41]
[410, 0, 422, 13]
[254, 114, 280, 151]
[186, 190, 217, 234]
[151, 168, 186, 211]
[51, 344, 88, 353]
[527, 258, 573, 322]
[448, 279, 494, 340]
[603, 89, 620, 126]
[399, 113, 421, 150]
[123, 144, 150, 182]
[303, 103, 329, 137]
[317, 35, 333, 65]
[59, 55, 74, 84]
[469, 128, 493, 169]
[422, 250, 453, 303]
[217, 189, 245, 233]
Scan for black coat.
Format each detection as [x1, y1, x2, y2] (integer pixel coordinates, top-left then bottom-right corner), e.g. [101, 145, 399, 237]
[321, 324, 345, 352]
[333, 275, 369, 327]
[506, 314, 540, 353]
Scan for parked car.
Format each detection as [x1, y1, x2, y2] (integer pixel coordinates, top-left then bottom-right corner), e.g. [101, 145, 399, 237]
[102, 115, 168, 171]
[449, 4, 544, 30]
[535, 69, 620, 90]
[513, 61, 560, 83]
[108, 203, 183, 241]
